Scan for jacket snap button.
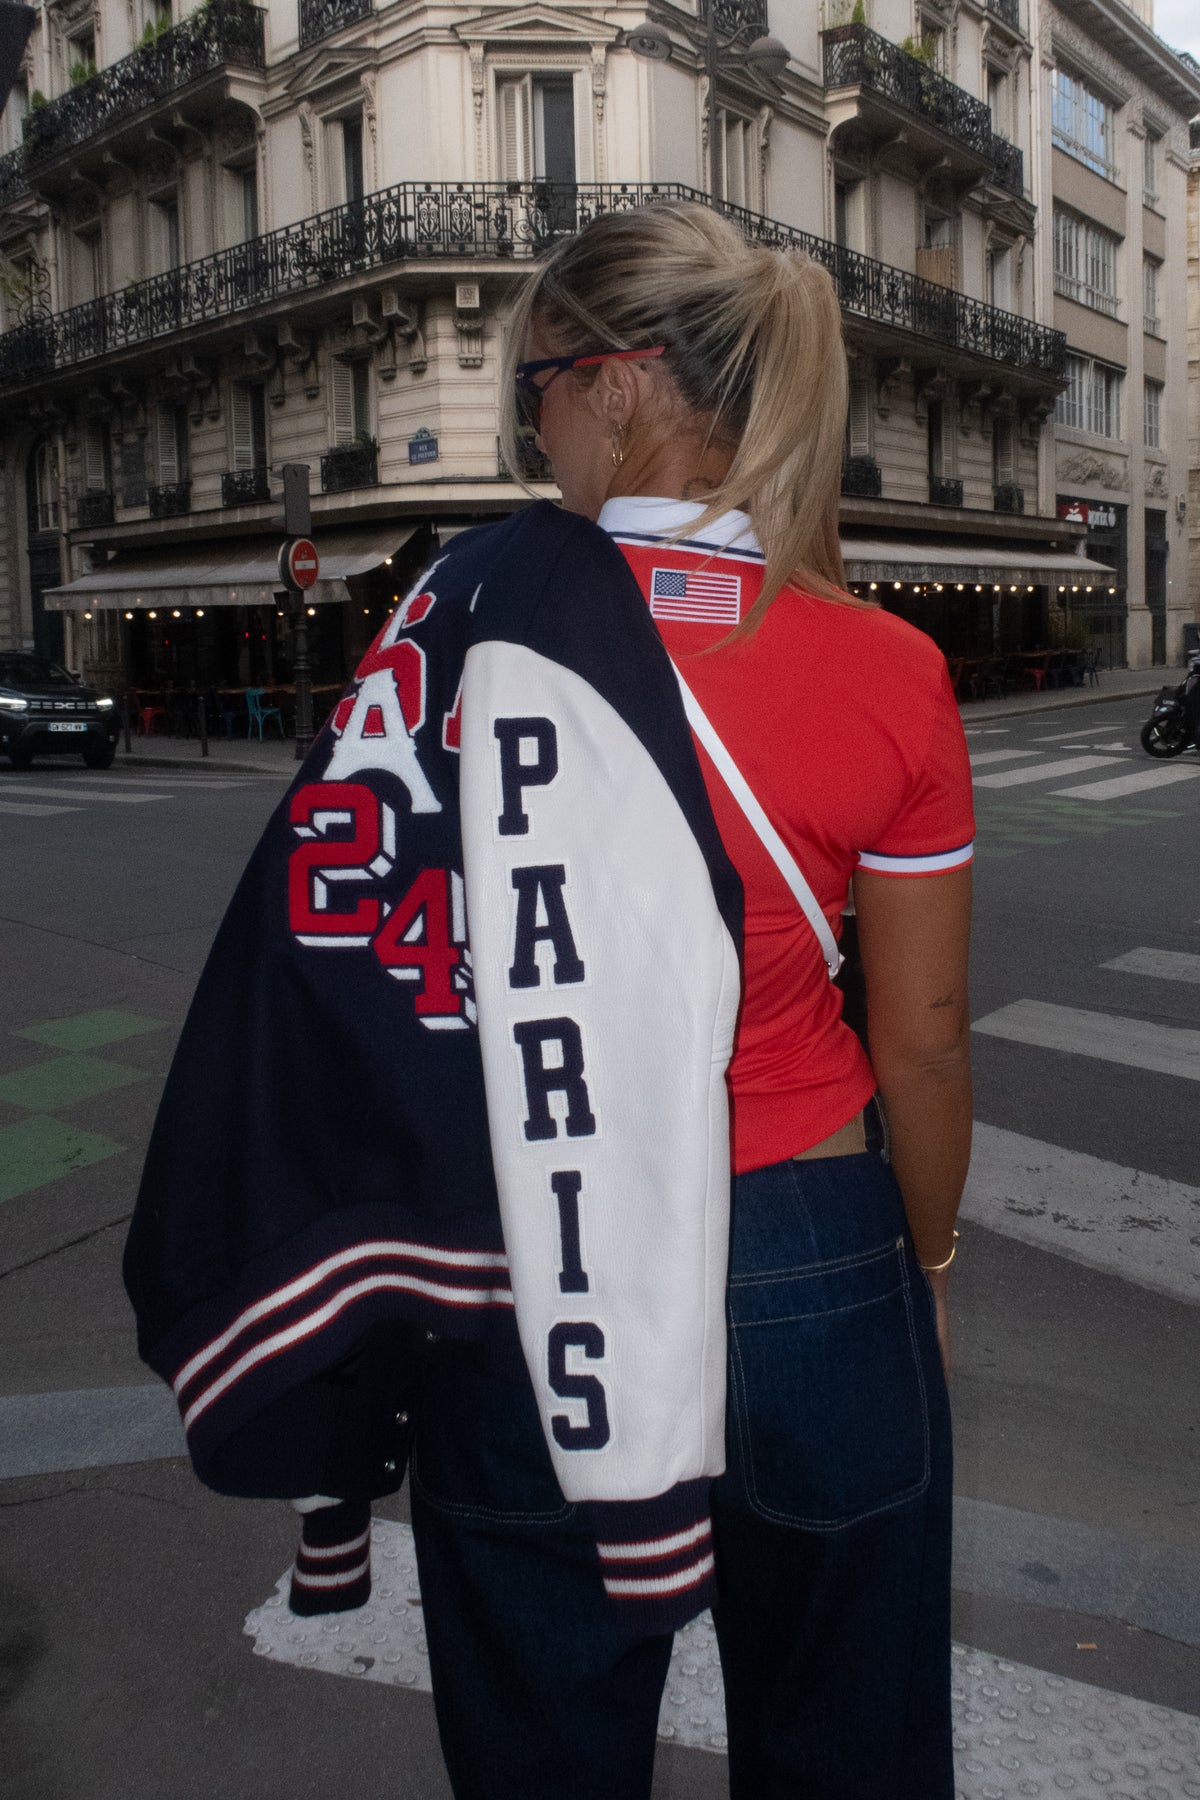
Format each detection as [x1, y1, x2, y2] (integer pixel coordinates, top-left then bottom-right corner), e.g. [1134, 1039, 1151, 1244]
[383, 1459, 397, 1474]
[395, 1411, 409, 1426]
[423, 1329, 439, 1343]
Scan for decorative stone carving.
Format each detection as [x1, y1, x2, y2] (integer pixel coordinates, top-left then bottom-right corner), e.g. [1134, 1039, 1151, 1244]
[757, 104, 772, 209]
[470, 46, 485, 177]
[361, 69, 378, 186]
[1058, 449, 1125, 491]
[298, 103, 315, 212]
[1145, 462, 1168, 499]
[875, 355, 910, 419]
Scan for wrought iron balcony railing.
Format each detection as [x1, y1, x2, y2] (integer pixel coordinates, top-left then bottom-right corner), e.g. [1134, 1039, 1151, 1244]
[994, 482, 1025, 514]
[148, 480, 192, 518]
[22, 1, 266, 173]
[822, 25, 993, 159]
[497, 433, 554, 483]
[988, 134, 1024, 196]
[0, 181, 1067, 392]
[78, 489, 116, 528]
[299, 0, 373, 50]
[929, 475, 963, 507]
[841, 456, 882, 499]
[697, 0, 770, 39]
[221, 466, 270, 507]
[986, 0, 1020, 30]
[0, 145, 29, 207]
[321, 442, 378, 493]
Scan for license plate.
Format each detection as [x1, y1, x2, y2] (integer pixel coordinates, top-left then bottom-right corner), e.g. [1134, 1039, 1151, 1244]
[49, 722, 87, 732]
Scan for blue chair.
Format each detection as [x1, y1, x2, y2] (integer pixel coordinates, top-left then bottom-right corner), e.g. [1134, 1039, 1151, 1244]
[246, 687, 284, 739]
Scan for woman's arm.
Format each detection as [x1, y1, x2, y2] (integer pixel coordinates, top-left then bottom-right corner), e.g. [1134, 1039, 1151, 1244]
[851, 865, 973, 1375]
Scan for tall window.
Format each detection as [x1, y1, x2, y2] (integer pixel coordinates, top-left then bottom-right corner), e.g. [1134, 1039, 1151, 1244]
[332, 357, 372, 444]
[156, 402, 190, 485]
[149, 197, 181, 273]
[342, 116, 365, 203]
[1144, 379, 1162, 448]
[33, 440, 59, 533]
[1, 77, 27, 154]
[1142, 257, 1160, 334]
[74, 228, 104, 303]
[1051, 68, 1115, 178]
[987, 66, 1010, 139]
[927, 399, 945, 479]
[987, 243, 1013, 312]
[1056, 353, 1122, 439]
[240, 167, 259, 240]
[1142, 131, 1159, 206]
[231, 383, 268, 470]
[1053, 210, 1119, 317]
[991, 415, 1015, 488]
[83, 420, 112, 493]
[844, 374, 871, 460]
[717, 109, 754, 207]
[497, 75, 577, 184]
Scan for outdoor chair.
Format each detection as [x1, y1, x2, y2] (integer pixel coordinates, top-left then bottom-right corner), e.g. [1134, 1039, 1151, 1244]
[132, 691, 167, 736]
[246, 688, 285, 740]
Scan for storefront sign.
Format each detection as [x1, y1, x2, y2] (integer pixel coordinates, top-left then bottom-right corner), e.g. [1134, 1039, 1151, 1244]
[409, 429, 439, 466]
[1058, 498, 1118, 530]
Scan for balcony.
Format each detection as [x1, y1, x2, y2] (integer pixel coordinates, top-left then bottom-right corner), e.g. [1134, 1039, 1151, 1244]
[0, 146, 29, 209]
[0, 181, 1068, 395]
[986, 0, 1021, 30]
[994, 483, 1025, 514]
[988, 134, 1024, 197]
[929, 475, 963, 507]
[842, 456, 882, 499]
[22, 1, 265, 183]
[221, 466, 270, 507]
[822, 25, 992, 174]
[321, 442, 378, 493]
[299, 0, 372, 50]
[148, 480, 192, 518]
[78, 489, 115, 528]
[697, 0, 769, 33]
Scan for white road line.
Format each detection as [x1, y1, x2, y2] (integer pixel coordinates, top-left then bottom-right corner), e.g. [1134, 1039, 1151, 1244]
[0, 800, 81, 817]
[973, 755, 1123, 789]
[1102, 947, 1200, 985]
[968, 749, 1043, 768]
[973, 999, 1200, 1082]
[963, 1122, 1200, 1306]
[2, 784, 169, 805]
[1030, 725, 1127, 741]
[52, 776, 251, 792]
[964, 727, 1011, 737]
[1051, 765, 1200, 800]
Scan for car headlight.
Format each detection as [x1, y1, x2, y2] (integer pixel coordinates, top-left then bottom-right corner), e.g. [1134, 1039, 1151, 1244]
[97, 696, 115, 710]
[0, 694, 29, 711]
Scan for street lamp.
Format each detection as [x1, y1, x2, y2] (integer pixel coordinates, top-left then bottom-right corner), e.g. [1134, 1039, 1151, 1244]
[626, 6, 791, 201]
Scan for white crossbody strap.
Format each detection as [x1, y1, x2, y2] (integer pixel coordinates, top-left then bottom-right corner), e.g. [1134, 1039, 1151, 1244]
[671, 666, 842, 979]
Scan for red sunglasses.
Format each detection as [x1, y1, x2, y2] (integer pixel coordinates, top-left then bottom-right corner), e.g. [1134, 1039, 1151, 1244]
[514, 346, 666, 431]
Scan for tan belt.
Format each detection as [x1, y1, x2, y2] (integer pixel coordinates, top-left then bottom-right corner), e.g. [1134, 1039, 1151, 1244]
[793, 1111, 867, 1161]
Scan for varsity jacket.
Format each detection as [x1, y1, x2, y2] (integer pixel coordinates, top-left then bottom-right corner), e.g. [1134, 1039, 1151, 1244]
[123, 501, 743, 1640]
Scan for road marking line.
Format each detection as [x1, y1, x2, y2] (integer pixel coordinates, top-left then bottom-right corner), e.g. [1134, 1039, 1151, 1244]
[3, 784, 169, 804]
[1030, 725, 1127, 741]
[968, 749, 1044, 767]
[963, 1121, 1200, 1306]
[1102, 947, 1200, 985]
[973, 998, 1200, 1081]
[1051, 766, 1200, 800]
[0, 800, 80, 816]
[52, 774, 250, 790]
[974, 755, 1123, 789]
[964, 727, 1011, 737]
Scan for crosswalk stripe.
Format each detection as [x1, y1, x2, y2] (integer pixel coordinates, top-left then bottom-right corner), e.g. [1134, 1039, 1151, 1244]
[973, 755, 1123, 789]
[51, 774, 249, 791]
[1030, 723, 1127, 741]
[3, 784, 168, 805]
[968, 749, 1043, 768]
[1051, 765, 1200, 800]
[963, 1121, 1200, 1306]
[1101, 946, 1200, 985]
[0, 800, 81, 817]
[972, 998, 1200, 1082]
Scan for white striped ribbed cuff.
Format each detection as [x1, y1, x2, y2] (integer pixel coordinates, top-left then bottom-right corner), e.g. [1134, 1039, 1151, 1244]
[857, 841, 974, 876]
[291, 1555, 371, 1590]
[296, 1527, 371, 1561]
[602, 1552, 716, 1599]
[596, 1520, 712, 1562]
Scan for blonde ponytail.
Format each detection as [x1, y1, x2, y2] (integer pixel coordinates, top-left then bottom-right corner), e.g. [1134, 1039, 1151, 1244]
[501, 200, 861, 633]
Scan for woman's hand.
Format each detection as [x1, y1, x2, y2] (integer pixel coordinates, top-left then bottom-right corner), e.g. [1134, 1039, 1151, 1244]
[923, 1264, 954, 1381]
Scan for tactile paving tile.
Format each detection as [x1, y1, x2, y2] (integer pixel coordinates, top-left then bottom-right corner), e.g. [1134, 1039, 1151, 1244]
[245, 1520, 1200, 1794]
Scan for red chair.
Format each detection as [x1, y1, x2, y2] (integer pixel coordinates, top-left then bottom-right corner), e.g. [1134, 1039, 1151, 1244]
[132, 690, 167, 735]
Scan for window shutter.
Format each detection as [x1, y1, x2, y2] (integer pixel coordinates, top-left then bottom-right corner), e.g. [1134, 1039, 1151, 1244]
[157, 402, 178, 484]
[84, 421, 108, 490]
[331, 358, 355, 445]
[231, 384, 254, 470]
[498, 77, 531, 181]
[847, 378, 871, 457]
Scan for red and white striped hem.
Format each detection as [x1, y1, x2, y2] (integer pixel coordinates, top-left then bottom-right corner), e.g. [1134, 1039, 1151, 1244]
[857, 841, 974, 876]
[291, 1556, 371, 1591]
[602, 1552, 716, 1600]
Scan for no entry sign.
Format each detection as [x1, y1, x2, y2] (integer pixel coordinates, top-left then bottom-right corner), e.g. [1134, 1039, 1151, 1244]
[281, 537, 320, 590]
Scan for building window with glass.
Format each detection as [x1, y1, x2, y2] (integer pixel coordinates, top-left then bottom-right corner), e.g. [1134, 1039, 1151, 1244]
[1053, 211, 1119, 316]
[1142, 257, 1160, 335]
[1142, 130, 1160, 206]
[497, 74, 577, 185]
[1144, 379, 1162, 449]
[1056, 353, 1122, 439]
[1051, 67, 1116, 178]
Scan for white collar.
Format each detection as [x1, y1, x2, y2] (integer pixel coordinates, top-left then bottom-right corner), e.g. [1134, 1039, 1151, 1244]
[597, 496, 762, 556]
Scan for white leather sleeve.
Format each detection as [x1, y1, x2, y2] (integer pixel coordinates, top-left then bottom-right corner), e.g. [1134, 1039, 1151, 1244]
[459, 640, 740, 1503]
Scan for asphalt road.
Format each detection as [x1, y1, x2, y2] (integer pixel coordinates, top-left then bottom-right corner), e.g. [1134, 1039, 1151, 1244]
[1, 693, 1198, 1798]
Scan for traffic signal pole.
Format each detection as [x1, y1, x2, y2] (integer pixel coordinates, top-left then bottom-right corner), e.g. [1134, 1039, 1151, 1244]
[280, 464, 315, 761]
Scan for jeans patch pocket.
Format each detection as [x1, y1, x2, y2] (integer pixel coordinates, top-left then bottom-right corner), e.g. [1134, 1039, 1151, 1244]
[727, 1234, 930, 1530]
[411, 1337, 574, 1527]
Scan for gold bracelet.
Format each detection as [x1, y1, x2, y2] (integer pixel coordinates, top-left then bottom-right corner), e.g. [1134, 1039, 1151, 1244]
[919, 1230, 959, 1275]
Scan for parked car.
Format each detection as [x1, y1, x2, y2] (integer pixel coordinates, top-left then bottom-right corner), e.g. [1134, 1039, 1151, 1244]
[0, 653, 120, 770]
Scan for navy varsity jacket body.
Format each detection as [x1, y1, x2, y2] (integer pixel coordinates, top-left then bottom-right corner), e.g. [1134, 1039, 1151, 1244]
[124, 502, 743, 1638]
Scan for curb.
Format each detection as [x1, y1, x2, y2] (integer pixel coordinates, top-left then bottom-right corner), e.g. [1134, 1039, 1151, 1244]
[961, 680, 1166, 724]
[117, 751, 296, 777]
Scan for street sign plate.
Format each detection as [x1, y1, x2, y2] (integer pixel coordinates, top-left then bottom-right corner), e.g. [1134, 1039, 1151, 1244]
[285, 537, 320, 590]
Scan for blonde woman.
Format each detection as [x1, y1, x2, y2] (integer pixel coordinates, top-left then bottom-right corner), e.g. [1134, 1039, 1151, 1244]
[487, 200, 974, 1797]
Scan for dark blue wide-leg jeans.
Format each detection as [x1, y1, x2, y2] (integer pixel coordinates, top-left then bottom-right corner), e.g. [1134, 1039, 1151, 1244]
[409, 1142, 953, 1800]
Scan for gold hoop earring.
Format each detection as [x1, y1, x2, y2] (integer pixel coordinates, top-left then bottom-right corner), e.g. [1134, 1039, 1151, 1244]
[611, 424, 626, 468]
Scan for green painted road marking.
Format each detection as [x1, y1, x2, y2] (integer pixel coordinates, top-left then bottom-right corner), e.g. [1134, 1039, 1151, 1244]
[0, 1115, 124, 1203]
[15, 1009, 165, 1053]
[0, 1054, 148, 1112]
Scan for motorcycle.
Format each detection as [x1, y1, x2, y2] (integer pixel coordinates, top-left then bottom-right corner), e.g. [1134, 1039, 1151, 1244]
[1140, 653, 1200, 759]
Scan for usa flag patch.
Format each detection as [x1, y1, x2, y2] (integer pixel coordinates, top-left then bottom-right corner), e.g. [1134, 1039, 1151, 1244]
[649, 567, 742, 625]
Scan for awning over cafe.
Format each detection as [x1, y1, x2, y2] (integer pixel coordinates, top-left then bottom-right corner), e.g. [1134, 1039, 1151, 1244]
[41, 526, 417, 612]
[840, 537, 1118, 588]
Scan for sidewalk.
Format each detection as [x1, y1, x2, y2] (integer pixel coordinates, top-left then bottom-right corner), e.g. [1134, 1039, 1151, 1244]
[118, 666, 1183, 776]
